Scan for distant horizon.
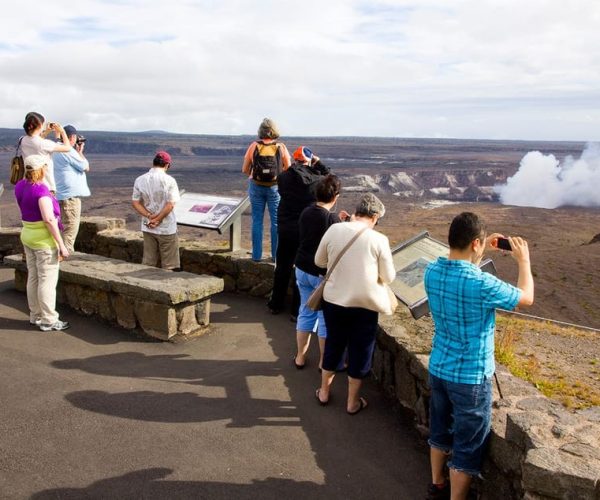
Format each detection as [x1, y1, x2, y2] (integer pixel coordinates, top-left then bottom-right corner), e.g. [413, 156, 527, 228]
[0, 127, 590, 145]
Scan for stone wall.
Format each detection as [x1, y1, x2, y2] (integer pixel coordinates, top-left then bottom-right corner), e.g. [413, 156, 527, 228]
[373, 309, 600, 499]
[76, 217, 274, 297]
[0, 227, 22, 260]
[6, 252, 224, 341]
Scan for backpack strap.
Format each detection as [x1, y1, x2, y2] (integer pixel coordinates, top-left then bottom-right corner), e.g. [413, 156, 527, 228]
[274, 142, 282, 176]
[251, 141, 261, 172]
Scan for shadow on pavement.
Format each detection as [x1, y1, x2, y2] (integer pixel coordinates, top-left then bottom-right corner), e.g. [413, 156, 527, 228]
[32, 467, 332, 500]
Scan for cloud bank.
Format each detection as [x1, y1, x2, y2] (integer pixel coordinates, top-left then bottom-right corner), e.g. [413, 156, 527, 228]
[1, 1, 600, 139]
[497, 143, 600, 208]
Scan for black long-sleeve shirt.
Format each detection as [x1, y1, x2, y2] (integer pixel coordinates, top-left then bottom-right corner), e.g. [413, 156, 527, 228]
[295, 204, 341, 277]
[276, 160, 330, 237]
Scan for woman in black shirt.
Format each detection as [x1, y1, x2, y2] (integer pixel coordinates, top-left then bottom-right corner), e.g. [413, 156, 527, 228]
[293, 175, 348, 369]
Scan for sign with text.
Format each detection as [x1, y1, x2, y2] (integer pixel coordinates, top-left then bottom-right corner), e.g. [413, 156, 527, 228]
[175, 193, 249, 233]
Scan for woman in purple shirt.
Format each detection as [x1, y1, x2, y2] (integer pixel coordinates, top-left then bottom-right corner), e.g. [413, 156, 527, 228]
[14, 154, 70, 331]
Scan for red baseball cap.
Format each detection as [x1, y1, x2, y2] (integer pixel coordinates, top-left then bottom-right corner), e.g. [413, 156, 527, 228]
[154, 151, 172, 165]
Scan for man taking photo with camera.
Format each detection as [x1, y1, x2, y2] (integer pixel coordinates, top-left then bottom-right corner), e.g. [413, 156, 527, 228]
[424, 212, 534, 500]
[53, 124, 90, 253]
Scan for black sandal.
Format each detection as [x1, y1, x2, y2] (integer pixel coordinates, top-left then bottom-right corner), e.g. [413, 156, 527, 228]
[293, 356, 305, 369]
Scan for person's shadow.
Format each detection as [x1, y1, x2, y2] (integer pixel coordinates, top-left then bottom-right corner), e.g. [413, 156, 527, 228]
[31, 467, 329, 499]
[54, 352, 297, 428]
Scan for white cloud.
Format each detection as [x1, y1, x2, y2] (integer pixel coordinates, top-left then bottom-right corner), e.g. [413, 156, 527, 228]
[1, 0, 600, 139]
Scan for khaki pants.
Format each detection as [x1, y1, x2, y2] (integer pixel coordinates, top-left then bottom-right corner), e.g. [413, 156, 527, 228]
[142, 232, 180, 270]
[59, 197, 81, 253]
[24, 246, 60, 325]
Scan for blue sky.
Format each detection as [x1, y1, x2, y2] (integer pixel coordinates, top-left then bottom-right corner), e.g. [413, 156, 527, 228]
[1, 0, 600, 140]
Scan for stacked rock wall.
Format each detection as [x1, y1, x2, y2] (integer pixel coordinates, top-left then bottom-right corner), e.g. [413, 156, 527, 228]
[77, 218, 274, 297]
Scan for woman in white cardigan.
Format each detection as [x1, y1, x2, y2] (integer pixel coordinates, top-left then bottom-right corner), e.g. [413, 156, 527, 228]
[314, 193, 396, 414]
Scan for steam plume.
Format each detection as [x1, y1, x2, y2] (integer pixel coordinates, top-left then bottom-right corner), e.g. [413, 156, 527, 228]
[497, 143, 600, 209]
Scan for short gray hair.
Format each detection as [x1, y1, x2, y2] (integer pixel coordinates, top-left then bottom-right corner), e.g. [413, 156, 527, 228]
[257, 118, 280, 140]
[355, 193, 385, 218]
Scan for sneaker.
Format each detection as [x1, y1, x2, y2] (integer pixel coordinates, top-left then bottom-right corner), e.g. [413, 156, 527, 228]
[30, 318, 42, 326]
[39, 320, 70, 332]
[426, 482, 450, 500]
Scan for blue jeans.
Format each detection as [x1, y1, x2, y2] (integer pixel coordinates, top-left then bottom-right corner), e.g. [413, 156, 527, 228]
[248, 180, 279, 261]
[295, 268, 327, 338]
[428, 374, 492, 477]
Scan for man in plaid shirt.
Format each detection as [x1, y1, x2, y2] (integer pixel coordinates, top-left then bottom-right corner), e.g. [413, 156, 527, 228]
[424, 212, 534, 500]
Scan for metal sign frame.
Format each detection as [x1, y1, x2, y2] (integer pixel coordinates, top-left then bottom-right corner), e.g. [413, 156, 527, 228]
[390, 231, 496, 319]
[174, 192, 250, 251]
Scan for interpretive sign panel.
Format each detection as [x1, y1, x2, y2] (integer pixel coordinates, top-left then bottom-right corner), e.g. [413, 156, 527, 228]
[176, 193, 248, 231]
[390, 231, 496, 319]
[390, 232, 448, 318]
[175, 193, 250, 251]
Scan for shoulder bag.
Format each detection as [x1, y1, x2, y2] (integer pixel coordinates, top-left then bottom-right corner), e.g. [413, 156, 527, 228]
[9, 137, 25, 185]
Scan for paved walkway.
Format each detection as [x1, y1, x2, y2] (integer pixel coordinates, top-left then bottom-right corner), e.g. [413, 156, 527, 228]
[0, 267, 429, 499]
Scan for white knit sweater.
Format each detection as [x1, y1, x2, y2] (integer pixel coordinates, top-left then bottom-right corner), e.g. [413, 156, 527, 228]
[314, 221, 396, 314]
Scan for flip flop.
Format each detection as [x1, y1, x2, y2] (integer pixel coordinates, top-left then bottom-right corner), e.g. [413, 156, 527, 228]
[347, 397, 368, 415]
[315, 388, 329, 406]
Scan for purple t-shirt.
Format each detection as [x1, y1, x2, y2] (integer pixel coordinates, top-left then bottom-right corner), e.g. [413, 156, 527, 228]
[14, 180, 62, 227]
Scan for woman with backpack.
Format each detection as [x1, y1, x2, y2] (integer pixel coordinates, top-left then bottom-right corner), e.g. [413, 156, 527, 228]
[241, 118, 291, 262]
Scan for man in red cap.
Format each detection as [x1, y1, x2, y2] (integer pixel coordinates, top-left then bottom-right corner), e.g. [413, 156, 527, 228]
[132, 151, 181, 270]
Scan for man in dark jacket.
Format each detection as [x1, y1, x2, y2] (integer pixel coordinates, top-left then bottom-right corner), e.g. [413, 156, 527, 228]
[267, 146, 330, 318]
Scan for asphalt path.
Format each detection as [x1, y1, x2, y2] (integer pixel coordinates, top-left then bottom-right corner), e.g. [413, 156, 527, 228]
[0, 267, 429, 499]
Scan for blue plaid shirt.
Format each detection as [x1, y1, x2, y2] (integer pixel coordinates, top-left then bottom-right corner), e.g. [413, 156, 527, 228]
[424, 257, 521, 384]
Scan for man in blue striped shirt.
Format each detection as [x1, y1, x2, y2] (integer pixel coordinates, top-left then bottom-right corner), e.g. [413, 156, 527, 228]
[424, 212, 534, 500]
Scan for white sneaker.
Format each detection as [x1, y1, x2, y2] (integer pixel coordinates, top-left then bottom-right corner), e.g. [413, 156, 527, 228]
[39, 320, 70, 332]
[30, 318, 42, 326]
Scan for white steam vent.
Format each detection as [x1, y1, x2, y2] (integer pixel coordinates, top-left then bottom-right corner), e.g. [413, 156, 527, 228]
[496, 143, 600, 209]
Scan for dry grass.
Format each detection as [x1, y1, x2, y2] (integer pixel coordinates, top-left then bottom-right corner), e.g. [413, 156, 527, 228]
[495, 315, 600, 409]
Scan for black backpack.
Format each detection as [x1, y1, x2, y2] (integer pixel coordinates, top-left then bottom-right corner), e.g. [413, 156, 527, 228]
[251, 140, 282, 182]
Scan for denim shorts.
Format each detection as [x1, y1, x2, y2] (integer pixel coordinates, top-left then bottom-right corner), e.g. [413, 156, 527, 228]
[428, 373, 492, 476]
[295, 268, 327, 338]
